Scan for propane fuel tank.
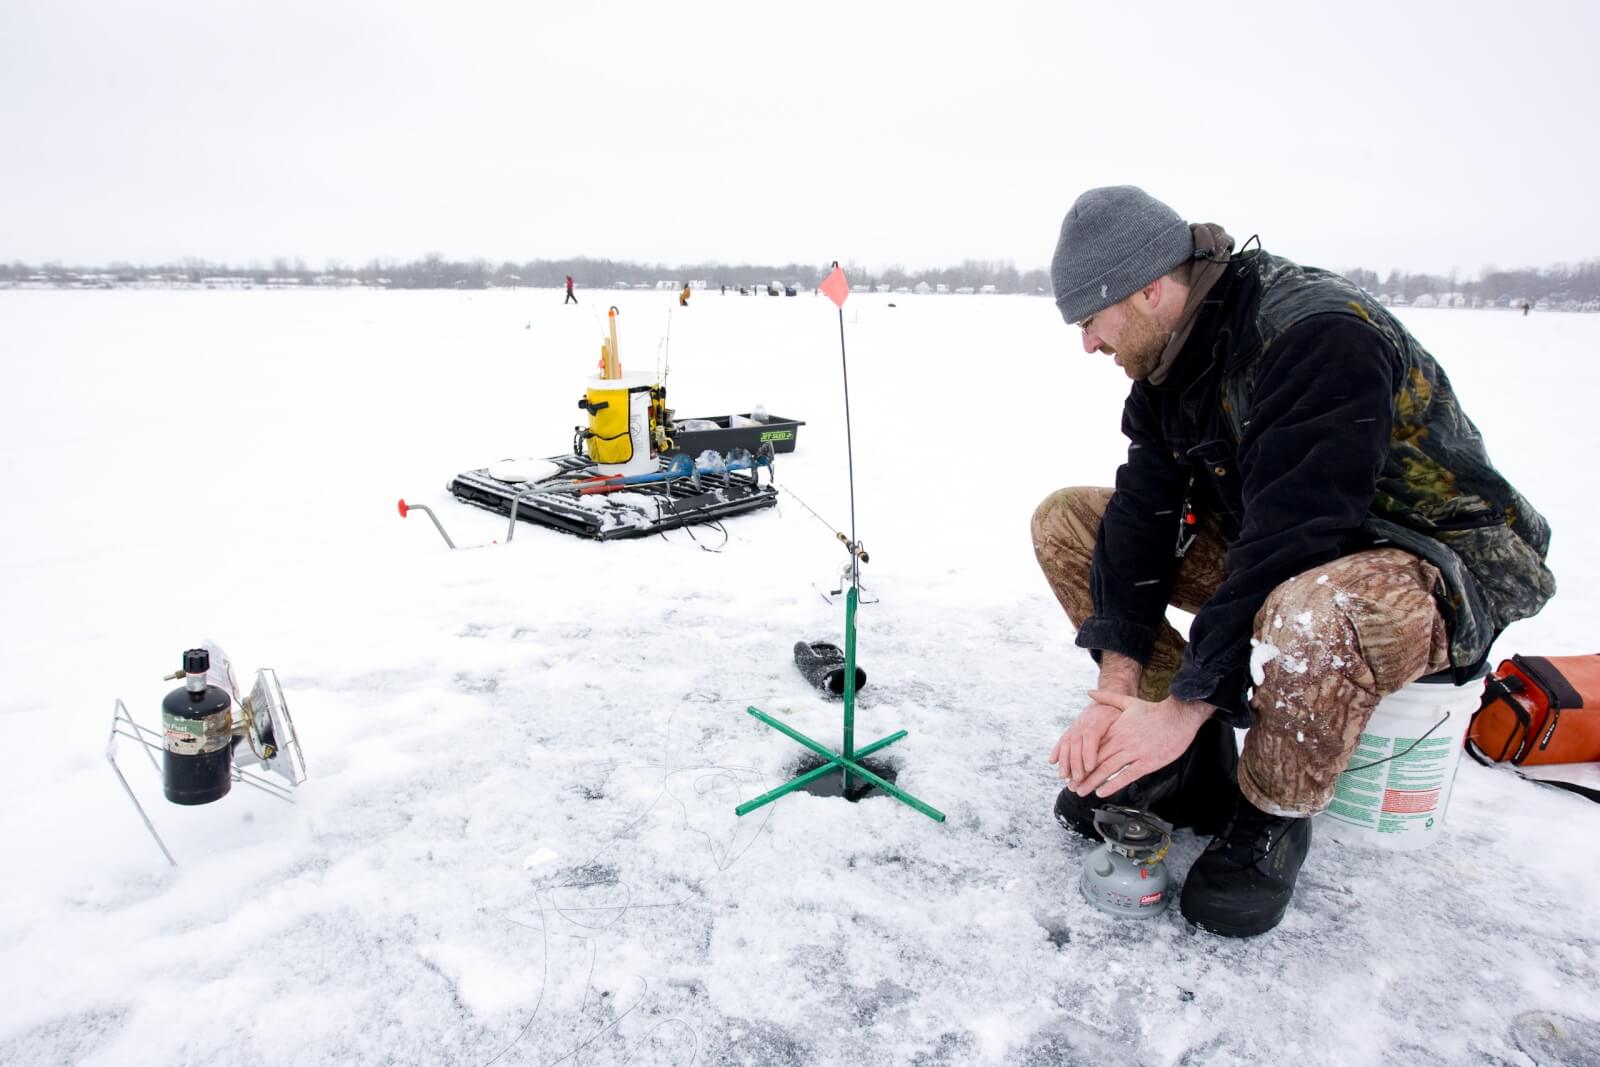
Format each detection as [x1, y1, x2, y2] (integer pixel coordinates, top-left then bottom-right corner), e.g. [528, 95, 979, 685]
[162, 648, 233, 805]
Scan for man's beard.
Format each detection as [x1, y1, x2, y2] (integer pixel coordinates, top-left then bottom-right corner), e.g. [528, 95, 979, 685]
[1109, 303, 1169, 380]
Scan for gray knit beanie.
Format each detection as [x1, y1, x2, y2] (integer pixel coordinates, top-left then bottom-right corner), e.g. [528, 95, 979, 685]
[1051, 186, 1195, 324]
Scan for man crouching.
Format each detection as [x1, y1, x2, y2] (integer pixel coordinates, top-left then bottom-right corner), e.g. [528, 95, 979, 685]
[1034, 186, 1554, 936]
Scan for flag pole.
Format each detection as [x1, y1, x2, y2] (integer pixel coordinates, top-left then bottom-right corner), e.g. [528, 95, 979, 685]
[833, 264, 859, 792]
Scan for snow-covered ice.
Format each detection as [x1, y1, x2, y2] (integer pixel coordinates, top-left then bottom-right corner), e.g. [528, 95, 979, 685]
[1, 288, 1597, 1065]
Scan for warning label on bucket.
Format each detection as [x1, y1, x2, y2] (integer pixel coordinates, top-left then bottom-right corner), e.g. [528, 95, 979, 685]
[1321, 687, 1478, 849]
[1382, 787, 1441, 814]
[1325, 728, 1455, 837]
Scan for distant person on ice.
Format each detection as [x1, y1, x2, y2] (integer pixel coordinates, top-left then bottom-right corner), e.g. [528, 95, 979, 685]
[1034, 185, 1554, 937]
[565, 275, 578, 304]
[679, 283, 691, 307]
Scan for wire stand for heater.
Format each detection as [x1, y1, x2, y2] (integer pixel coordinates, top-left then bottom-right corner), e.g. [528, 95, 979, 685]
[106, 699, 298, 866]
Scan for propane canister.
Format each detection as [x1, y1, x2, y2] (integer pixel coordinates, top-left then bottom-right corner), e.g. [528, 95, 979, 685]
[162, 648, 233, 805]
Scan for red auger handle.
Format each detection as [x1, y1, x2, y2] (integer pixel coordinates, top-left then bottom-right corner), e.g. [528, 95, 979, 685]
[397, 499, 410, 518]
[578, 478, 627, 496]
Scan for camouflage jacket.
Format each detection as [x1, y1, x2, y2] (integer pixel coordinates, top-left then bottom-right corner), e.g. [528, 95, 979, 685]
[1083, 249, 1554, 721]
[1224, 251, 1555, 678]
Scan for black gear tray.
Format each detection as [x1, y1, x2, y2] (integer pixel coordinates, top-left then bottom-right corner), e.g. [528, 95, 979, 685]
[666, 413, 804, 457]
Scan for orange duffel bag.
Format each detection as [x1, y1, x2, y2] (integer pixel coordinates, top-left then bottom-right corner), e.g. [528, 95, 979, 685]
[1466, 654, 1600, 766]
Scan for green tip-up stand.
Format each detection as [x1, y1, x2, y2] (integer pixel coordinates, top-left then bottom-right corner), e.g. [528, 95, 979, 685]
[735, 587, 945, 822]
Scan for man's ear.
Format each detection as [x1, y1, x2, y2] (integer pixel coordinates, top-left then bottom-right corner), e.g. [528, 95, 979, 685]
[1136, 277, 1163, 311]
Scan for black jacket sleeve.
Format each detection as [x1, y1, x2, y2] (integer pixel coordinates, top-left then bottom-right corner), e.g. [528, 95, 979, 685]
[1168, 315, 1401, 716]
[1074, 386, 1190, 664]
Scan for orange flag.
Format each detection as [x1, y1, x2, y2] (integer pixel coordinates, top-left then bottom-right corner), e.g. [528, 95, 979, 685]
[820, 264, 849, 308]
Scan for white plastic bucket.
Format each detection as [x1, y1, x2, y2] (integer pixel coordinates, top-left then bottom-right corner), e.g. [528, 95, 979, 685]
[1318, 675, 1481, 851]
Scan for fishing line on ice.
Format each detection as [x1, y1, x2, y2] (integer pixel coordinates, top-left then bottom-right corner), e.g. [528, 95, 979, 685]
[656, 518, 728, 553]
[487, 907, 700, 1067]
[484, 697, 774, 1064]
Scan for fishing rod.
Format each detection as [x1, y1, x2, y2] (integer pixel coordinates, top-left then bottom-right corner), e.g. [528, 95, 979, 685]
[657, 304, 674, 391]
[732, 261, 945, 823]
[832, 262, 862, 591]
[779, 484, 869, 565]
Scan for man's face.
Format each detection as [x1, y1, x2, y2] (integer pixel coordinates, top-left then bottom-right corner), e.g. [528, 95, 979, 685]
[1078, 297, 1167, 381]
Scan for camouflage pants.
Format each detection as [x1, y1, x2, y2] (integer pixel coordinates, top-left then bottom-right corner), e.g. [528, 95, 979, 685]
[1030, 487, 1452, 816]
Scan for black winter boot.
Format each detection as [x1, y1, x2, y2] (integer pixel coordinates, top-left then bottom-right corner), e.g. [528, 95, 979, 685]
[1053, 716, 1238, 839]
[793, 641, 867, 697]
[1179, 791, 1313, 938]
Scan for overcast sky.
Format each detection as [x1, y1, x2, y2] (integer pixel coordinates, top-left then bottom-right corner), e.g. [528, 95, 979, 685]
[3, 0, 1596, 277]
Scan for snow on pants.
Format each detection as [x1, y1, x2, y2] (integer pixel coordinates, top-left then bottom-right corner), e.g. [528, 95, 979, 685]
[1030, 486, 1452, 817]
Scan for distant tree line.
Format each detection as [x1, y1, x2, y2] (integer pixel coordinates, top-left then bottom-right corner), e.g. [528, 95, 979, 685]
[4, 255, 1598, 306]
[0, 254, 1052, 294]
[1341, 262, 1600, 308]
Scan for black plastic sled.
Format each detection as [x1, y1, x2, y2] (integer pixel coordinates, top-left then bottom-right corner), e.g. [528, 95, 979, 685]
[448, 453, 777, 541]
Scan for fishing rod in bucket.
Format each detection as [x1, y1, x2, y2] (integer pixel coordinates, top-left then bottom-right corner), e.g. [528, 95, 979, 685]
[734, 263, 945, 823]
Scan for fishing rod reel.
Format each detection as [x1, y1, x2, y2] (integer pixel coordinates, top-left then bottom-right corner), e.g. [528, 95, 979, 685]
[106, 643, 308, 866]
[825, 533, 876, 602]
[1079, 806, 1174, 918]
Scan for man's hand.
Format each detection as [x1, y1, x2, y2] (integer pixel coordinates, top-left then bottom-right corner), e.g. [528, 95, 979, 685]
[1049, 696, 1124, 786]
[1048, 651, 1145, 786]
[1068, 691, 1212, 798]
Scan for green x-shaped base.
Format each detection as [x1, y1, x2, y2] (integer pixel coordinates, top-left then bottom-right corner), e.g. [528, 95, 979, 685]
[736, 587, 944, 823]
[733, 706, 945, 821]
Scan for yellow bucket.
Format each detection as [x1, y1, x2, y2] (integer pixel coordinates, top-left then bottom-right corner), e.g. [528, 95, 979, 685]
[579, 376, 655, 474]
